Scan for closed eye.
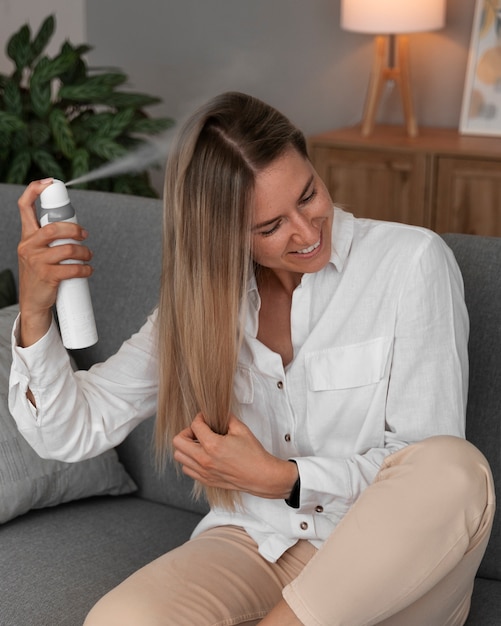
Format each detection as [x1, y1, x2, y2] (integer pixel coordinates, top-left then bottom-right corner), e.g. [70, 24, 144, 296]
[259, 219, 282, 237]
[300, 187, 317, 206]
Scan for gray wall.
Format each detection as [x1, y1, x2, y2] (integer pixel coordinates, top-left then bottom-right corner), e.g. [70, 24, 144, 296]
[86, 0, 476, 137]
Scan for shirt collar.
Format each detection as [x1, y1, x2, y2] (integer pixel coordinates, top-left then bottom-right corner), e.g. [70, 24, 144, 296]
[329, 206, 354, 273]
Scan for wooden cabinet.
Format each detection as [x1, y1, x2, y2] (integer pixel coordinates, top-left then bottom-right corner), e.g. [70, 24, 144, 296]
[308, 125, 501, 237]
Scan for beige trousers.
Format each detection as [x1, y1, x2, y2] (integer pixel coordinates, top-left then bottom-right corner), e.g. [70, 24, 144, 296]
[84, 436, 495, 626]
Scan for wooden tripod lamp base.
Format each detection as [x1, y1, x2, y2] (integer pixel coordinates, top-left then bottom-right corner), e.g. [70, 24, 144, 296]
[361, 34, 418, 138]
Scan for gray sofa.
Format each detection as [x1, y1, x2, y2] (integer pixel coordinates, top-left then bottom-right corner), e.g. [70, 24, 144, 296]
[0, 183, 499, 625]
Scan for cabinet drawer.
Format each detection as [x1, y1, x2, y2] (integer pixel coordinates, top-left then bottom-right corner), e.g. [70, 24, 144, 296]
[434, 157, 501, 236]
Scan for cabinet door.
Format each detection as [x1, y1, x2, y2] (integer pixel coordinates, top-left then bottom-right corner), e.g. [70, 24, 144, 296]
[435, 157, 501, 236]
[310, 146, 429, 227]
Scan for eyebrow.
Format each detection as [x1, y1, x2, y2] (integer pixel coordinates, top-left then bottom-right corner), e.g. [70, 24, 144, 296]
[251, 174, 315, 231]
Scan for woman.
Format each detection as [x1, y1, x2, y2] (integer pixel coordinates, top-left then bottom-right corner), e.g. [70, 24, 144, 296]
[10, 92, 494, 625]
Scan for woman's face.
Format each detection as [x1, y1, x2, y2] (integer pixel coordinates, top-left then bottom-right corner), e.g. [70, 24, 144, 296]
[251, 148, 334, 281]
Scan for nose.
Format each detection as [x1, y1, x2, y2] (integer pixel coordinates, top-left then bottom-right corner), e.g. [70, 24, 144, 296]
[290, 212, 321, 245]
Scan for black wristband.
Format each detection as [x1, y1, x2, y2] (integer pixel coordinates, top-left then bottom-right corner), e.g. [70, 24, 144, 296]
[285, 460, 301, 509]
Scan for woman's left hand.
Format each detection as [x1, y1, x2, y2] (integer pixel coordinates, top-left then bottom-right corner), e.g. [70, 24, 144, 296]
[173, 413, 298, 499]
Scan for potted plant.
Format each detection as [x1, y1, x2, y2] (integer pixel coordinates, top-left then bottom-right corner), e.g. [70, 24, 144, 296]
[0, 15, 174, 197]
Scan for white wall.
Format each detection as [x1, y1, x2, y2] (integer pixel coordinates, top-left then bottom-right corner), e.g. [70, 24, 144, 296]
[0, 0, 85, 73]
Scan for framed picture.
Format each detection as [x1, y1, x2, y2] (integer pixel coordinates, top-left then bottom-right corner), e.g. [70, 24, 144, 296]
[460, 0, 501, 136]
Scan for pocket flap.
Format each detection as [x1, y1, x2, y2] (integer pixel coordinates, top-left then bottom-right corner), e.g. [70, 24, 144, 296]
[306, 337, 392, 391]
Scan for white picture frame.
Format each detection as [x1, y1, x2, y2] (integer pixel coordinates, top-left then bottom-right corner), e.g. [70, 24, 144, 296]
[460, 0, 501, 136]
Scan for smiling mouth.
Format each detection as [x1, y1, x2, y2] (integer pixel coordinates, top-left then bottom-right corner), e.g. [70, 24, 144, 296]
[295, 239, 321, 255]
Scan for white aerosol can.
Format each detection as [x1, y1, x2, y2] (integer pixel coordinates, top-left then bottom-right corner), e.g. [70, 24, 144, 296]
[39, 179, 98, 349]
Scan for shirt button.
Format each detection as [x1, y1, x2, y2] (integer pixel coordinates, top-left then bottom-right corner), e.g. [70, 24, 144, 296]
[277, 381, 284, 389]
[284, 433, 291, 442]
[315, 505, 324, 513]
[300, 522, 308, 531]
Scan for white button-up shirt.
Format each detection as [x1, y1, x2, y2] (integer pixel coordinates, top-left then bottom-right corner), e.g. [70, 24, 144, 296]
[9, 209, 468, 563]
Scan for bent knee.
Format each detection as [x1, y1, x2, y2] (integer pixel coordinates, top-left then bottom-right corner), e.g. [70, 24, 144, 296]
[414, 435, 491, 483]
[383, 436, 495, 512]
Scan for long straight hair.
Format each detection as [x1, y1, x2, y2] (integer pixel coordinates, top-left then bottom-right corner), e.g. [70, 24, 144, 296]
[156, 92, 308, 509]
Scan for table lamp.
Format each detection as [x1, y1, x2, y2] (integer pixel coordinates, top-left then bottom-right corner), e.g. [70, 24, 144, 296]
[341, 0, 446, 137]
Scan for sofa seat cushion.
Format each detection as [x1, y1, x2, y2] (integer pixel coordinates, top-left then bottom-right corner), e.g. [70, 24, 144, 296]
[0, 495, 202, 626]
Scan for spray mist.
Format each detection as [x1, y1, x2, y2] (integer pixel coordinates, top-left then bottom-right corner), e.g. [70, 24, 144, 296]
[39, 180, 98, 349]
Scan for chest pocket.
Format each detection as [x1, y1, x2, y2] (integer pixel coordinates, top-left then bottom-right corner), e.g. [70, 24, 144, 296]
[305, 337, 393, 453]
[306, 336, 392, 391]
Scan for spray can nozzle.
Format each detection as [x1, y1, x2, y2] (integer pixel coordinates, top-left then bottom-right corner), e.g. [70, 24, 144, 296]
[40, 179, 69, 210]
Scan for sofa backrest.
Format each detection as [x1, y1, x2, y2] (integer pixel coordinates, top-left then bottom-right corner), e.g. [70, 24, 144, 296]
[442, 233, 501, 581]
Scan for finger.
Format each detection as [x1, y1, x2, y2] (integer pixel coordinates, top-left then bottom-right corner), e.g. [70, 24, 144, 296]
[172, 426, 198, 456]
[44, 242, 93, 265]
[38, 220, 89, 246]
[190, 415, 223, 450]
[42, 262, 94, 283]
[18, 179, 54, 238]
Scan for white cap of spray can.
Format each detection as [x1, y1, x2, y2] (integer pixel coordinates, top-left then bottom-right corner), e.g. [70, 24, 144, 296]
[40, 180, 98, 349]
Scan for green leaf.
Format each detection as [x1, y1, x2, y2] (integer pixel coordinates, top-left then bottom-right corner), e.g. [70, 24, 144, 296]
[31, 48, 78, 84]
[6, 149, 31, 184]
[59, 82, 114, 102]
[0, 111, 26, 134]
[87, 72, 128, 88]
[49, 108, 76, 157]
[31, 148, 65, 179]
[86, 137, 128, 161]
[78, 112, 113, 132]
[7, 24, 32, 70]
[71, 147, 90, 181]
[30, 79, 52, 118]
[2, 80, 23, 116]
[30, 15, 55, 61]
[93, 107, 135, 139]
[29, 120, 51, 147]
[104, 92, 162, 109]
[60, 57, 87, 85]
[58, 73, 128, 103]
[60, 41, 92, 58]
[30, 56, 50, 81]
[129, 116, 175, 135]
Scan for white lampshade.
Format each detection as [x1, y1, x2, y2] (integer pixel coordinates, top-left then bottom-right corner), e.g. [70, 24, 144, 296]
[341, 0, 446, 34]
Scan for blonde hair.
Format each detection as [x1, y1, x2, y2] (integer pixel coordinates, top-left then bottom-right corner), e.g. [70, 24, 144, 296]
[156, 92, 307, 508]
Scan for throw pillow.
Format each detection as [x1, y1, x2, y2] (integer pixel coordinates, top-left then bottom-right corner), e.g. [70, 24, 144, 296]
[0, 269, 17, 309]
[0, 304, 136, 524]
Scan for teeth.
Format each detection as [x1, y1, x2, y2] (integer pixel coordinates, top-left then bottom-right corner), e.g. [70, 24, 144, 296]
[297, 240, 320, 254]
